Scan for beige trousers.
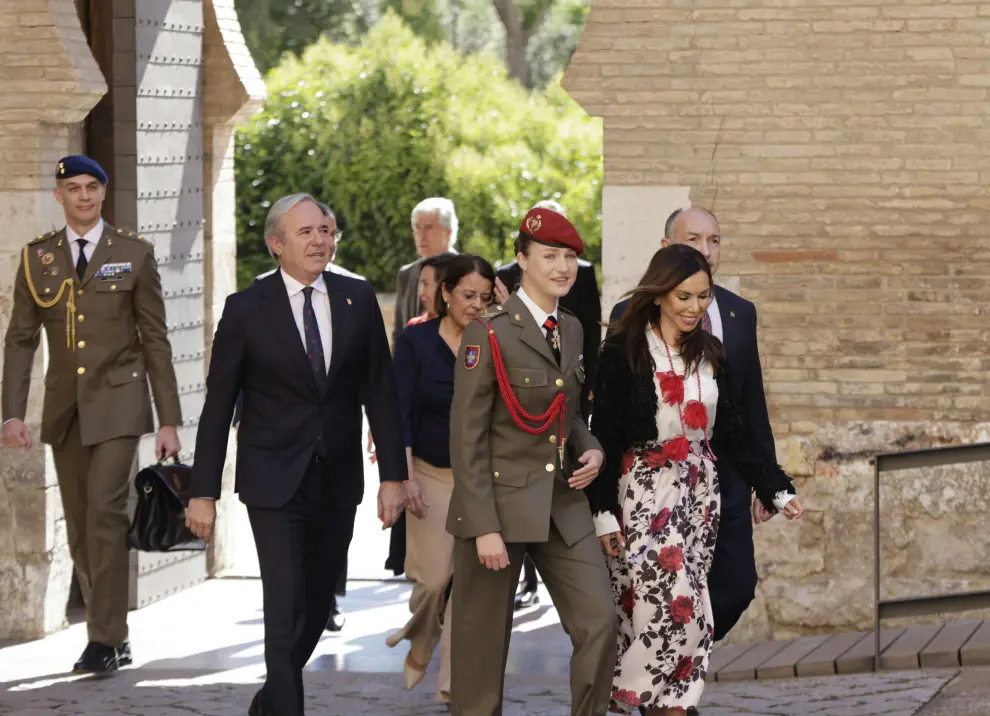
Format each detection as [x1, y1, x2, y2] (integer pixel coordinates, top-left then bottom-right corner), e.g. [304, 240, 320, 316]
[389, 458, 454, 700]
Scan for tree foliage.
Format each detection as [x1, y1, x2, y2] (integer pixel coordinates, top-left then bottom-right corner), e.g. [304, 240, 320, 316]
[235, 13, 602, 291]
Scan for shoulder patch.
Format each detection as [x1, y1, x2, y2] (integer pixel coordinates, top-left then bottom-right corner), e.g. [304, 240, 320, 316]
[28, 230, 57, 245]
[464, 345, 481, 370]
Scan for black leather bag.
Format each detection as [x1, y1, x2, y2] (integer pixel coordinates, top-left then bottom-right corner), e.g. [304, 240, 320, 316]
[127, 459, 206, 552]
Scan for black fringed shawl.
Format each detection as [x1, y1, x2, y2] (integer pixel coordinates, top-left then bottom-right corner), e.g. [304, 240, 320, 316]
[586, 336, 796, 521]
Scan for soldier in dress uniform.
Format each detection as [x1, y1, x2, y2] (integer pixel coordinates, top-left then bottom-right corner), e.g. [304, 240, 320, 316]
[446, 208, 616, 716]
[1, 155, 182, 674]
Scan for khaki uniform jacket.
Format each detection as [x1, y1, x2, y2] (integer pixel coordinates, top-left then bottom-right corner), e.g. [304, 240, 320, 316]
[2, 223, 182, 446]
[446, 293, 602, 547]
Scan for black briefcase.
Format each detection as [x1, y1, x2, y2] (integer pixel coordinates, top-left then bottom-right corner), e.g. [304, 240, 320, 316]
[127, 459, 206, 552]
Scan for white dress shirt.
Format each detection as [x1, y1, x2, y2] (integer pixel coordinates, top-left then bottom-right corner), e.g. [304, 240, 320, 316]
[66, 219, 103, 266]
[281, 269, 332, 373]
[706, 293, 724, 342]
[516, 286, 559, 349]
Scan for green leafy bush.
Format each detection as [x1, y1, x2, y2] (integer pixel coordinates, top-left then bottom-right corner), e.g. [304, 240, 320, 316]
[235, 12, 602, 290]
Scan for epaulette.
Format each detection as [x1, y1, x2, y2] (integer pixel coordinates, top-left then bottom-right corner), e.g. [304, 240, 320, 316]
[28, 229, 58, 245]
[480, 304, 510, 320]
[560, 306, 576, 318]
[114, 227, 151, 244]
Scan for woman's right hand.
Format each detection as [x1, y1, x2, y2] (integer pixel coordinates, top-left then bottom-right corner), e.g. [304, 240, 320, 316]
[476, 532, 510, 570]
[599, 531, 625, 558]
[404, 477, 429, 519]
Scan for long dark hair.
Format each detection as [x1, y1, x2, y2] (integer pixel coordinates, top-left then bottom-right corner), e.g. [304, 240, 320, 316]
[611, 244, 727, 377]
[435, 254, 496, 317]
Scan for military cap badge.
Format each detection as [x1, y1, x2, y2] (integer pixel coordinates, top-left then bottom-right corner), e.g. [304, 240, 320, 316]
[464, 345, 481, 370]
[525, 213, 543, 235]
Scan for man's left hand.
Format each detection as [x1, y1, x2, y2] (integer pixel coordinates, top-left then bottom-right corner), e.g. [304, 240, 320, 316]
[569, 449, 604, 489]
[378, 481, 405, 529]
[156, 425, 181, 461]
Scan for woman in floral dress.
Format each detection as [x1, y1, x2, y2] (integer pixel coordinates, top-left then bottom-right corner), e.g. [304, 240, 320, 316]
[587, 244, 805, 715]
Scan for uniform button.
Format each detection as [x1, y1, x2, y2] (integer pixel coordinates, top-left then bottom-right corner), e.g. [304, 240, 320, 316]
[524, 377, 530, 384]
[550, 435, 557, 444]
[493, 471, 500, 480]
[77, 340, 86, 348]
[132, 372, 139, 378]
[110, 284, 117, 291]
[545, 463, 554, 472]
[44, 288, 51, 294]
[77, 314, 85, 322]
[77, 289, 83, 296]
[77, 367, 85, 375]
[456, 517, 462, 522]
[555, 378, 564, 387]
[495, 305, 502, 311]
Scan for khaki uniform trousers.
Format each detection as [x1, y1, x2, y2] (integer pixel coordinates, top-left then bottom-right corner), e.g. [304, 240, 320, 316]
[51, 413, 139, 647]
[387, 458, 454, 700]
[449, 524, 617, 716]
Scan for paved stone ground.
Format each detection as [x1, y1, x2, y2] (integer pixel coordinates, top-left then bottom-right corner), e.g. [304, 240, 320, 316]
[915, 666, 990, 716]
[0, 668, 956, 715]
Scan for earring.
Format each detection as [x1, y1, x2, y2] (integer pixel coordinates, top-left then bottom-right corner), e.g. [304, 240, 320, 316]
[653, 298, 661, 306]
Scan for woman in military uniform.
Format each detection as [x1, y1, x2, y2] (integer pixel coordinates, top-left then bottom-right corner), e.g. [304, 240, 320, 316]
[444, 208, 616, 716]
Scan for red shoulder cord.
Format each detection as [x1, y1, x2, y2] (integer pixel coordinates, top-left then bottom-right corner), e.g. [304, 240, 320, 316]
[475, 317, 567, 460]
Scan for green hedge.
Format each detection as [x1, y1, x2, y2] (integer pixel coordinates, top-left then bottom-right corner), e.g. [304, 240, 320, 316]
[235, 12, 603, 291]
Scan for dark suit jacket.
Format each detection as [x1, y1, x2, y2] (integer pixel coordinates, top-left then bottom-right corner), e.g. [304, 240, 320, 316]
[608, 284, 775, 513]
[497, 259, 601, 418]
[191, 271, 406, 509]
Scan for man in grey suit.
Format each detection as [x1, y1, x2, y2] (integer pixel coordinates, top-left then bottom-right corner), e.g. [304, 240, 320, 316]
[392, 197, 458, 343]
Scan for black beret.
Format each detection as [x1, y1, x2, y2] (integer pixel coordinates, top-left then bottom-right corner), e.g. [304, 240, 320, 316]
[56, 155, 108, 184]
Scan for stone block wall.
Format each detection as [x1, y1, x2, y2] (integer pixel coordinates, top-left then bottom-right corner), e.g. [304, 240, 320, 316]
[565, 0, 990, 640]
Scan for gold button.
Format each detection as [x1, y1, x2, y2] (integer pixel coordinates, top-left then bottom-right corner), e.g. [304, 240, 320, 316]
[493, 471, 500, 480]
[550, 435, 557, 444]
[44, 288, 51, 294]
[77, 340, 86, 348]
[77, 367, 85, 375]
[77, 314, 84, 322]
[524, 377, 530, 384]
[77, 289, 83, 296]
[495, 305, 502, 311]
[555, 378, 564, 387]
[545, 463, 554, 472]
[110, 284, 117, 291]
[514, 314, 521, 320]
[132, 372, 139, 378]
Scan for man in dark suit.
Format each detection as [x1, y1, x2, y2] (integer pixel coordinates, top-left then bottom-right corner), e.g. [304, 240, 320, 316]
[493, 200, 602, 611]
[609, 207, 776, 670]
[186, 193, 406, 716]
[392, 197, 458, 343]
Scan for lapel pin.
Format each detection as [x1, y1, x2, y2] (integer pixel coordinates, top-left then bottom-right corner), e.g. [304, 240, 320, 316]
[57, 239, 63, 247]
[730, 311, 735, 318]
[346, 298, 352, 305]
[107, 238, 113, 246]
[514, 314, 521, 321]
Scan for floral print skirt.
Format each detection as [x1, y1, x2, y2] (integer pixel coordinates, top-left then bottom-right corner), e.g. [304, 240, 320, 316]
[608, 442, 721, 713]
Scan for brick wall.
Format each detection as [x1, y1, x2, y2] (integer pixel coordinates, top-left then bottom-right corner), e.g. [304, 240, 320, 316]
[565, 1, 990, 639]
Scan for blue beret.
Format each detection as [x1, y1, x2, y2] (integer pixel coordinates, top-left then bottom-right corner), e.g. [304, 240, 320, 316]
[56, 155, 108, 184]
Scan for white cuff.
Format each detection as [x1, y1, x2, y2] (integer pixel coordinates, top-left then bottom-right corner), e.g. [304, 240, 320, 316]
[772, 491, 795, 510]
[593, 511, 621, 537]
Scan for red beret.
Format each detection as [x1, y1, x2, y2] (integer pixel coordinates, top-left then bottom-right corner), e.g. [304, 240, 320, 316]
[519, 208, 584, 256]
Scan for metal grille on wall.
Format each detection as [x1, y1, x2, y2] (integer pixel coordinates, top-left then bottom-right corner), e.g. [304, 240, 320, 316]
[129, 0, 208, 608]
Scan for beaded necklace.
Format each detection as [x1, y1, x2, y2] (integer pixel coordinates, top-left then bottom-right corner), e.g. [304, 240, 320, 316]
[656, 327, 717, 463]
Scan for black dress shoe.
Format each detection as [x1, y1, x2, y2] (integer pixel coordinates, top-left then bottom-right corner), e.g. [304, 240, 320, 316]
[248, 689, 272, 716]
[117, 641, 132, 667]
[513, 585, 539, 611]
[687, 707, 700, 716]
[325, 606, 345, 632]
[73, 642, 119, 674]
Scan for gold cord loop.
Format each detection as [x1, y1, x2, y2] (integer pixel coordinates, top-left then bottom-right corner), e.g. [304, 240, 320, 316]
[21, 244, 76, 349]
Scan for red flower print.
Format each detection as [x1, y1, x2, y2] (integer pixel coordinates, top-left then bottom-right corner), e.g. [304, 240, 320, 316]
[661, 436, 690, 463]
[683, 400, 708, 431]
[612, 689, 641, 706]
[648, 508, 671, 536]
[669, 595, 695, 624]
[619, 584, 636, 617]
[620, 451, 636, 476]
[657, 545, 684, 573]
[642, 449, 666, 470]
[673, 655, 694, 682]
[688, 462, 700, 489]
[656, 370, 685, 405]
